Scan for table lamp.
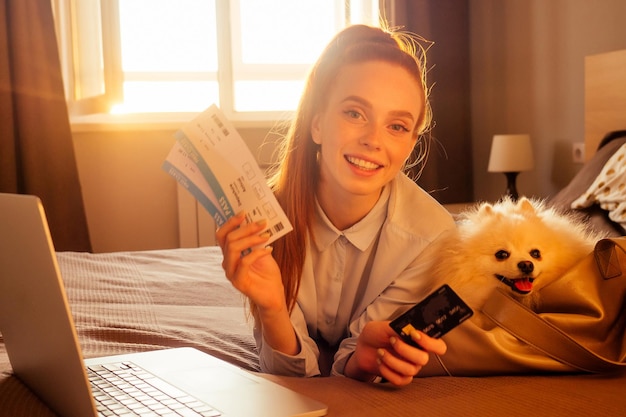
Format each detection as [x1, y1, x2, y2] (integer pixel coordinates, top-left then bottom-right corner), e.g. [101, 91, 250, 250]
[487, 134, 534, 200]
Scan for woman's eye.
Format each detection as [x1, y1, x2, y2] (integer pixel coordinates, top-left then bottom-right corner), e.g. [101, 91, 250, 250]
[345, 110, 362, 119]
[390, 123, 410, 132]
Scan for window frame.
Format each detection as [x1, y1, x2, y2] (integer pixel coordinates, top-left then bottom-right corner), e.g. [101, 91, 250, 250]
[53, 0, 123, 116]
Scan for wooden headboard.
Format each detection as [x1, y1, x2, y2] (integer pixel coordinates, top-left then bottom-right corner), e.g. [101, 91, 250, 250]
[584, 49, 626, 159]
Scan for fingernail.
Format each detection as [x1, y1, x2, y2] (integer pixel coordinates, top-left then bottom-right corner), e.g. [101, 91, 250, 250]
[411, 330, 422, 341]
[389, 336, 397, 345]
[256, 219, 267, 227]
[377, 348, 385, 358]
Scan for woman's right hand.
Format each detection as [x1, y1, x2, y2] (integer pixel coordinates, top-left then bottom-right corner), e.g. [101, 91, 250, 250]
[216, 212, 300, 356]
[215, 212, 284, 312]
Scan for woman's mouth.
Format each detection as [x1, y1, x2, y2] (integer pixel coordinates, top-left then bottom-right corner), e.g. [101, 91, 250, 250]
[345, 155, 382, 171]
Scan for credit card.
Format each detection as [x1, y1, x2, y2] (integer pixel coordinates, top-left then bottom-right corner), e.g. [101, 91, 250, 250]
[389, 284, 473, 347]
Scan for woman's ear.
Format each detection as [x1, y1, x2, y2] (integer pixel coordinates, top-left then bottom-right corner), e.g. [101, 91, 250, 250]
[310, 114, 322, 145]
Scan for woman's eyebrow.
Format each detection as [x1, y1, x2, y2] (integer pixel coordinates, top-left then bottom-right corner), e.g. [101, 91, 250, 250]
[341, 95, 372, 108]
[341, 95, 415, 122]
[388, 110, 415, 122]
[341, 96, 415, 122]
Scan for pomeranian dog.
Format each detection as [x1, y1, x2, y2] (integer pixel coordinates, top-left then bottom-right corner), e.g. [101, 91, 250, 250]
[426, 197, 604, 324]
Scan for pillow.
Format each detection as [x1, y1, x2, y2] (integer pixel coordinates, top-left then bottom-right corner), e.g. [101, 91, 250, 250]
[571, 143, 626, 229]
[548, 134, 626, 236]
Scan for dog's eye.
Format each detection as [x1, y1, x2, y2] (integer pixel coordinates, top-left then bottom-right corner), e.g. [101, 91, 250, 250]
[530, 249, 541, 259]
[495, 250, 510, 260]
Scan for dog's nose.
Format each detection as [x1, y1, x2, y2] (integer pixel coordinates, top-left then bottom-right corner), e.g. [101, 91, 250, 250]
[518, 261, 534, 274]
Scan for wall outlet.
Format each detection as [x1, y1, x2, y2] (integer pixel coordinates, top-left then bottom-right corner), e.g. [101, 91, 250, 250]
[572, 142, 585, 163]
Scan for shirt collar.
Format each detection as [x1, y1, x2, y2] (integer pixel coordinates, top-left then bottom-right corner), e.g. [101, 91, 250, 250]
[313, 184, 390, 252]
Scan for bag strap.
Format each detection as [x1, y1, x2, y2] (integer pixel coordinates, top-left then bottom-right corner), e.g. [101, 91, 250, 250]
[482, 288, 625, 373]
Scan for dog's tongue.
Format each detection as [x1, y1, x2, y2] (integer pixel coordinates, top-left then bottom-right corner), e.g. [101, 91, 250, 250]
[514, 278, 533, 293]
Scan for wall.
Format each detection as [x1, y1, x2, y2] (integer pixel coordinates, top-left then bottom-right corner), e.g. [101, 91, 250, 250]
[470, 0, 626, 202]
[73, 0, 626, 252]
[73, 127, 177, 252]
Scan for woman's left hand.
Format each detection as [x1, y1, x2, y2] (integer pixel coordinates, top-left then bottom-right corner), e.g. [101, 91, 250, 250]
[346, 321, 447, 386]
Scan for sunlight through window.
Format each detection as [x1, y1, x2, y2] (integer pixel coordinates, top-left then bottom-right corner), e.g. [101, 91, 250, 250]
[109, 0, 379, 116]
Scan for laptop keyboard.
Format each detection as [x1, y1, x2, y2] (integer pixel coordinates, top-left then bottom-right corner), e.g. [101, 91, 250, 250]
[88, 362, 221, 417]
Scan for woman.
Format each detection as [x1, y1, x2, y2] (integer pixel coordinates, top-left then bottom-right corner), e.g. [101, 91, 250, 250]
[217, 24, 455, 386]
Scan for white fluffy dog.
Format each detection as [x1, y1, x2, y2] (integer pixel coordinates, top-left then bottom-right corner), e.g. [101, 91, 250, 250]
[426, 197, 604, 324]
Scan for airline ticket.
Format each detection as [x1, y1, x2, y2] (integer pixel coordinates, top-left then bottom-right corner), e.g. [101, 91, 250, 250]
[162, 104, 293, 245]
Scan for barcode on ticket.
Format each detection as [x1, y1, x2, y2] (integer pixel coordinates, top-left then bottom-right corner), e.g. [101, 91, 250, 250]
[210, 113, 230, 137]
[265, 222, 285, 237]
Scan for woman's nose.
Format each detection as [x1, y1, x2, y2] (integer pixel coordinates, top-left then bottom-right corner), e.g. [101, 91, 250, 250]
[359, 124, 382, 149]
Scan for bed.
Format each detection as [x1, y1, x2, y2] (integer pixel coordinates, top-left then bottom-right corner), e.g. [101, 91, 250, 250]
[1, 50, 625, 416]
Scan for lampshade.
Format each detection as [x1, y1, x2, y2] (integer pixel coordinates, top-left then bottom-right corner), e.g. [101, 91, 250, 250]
[488, 134, 534, 173]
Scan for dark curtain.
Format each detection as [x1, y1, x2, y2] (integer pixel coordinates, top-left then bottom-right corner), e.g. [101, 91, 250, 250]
[0, 0, 91, 251]
[392, 0, 474, 204]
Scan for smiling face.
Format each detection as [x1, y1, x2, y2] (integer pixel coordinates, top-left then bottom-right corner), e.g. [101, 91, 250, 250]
[310, 60, 423, 222]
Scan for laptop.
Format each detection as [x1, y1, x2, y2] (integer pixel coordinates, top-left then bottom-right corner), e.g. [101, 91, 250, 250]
[0, 193, 327, 417]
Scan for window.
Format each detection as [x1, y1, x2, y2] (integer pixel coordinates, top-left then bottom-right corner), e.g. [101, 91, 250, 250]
[53, 0, 380, 122]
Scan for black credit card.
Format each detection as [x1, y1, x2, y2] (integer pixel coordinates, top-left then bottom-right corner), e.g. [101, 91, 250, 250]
[389, 284, 473, 347]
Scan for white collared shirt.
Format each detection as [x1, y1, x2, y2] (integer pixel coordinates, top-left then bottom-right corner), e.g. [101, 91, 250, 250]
[311, 184, 389, 345]
[255, 173, 455, 377]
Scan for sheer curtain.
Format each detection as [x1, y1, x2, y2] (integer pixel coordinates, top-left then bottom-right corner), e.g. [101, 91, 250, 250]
[389, 0, 474, 203]
[0, 0, 91, 251]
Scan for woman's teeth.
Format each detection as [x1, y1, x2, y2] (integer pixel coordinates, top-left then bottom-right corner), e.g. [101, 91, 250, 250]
[346, 156, 380, 171]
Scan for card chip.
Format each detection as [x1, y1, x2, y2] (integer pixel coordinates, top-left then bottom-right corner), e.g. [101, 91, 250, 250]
[401, 324, 416, 337]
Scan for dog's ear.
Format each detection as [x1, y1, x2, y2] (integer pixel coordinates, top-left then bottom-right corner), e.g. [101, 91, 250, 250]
[476, 202, 503, 222]
[517, 197, 537, 216]
[477, 202, 495, 216]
